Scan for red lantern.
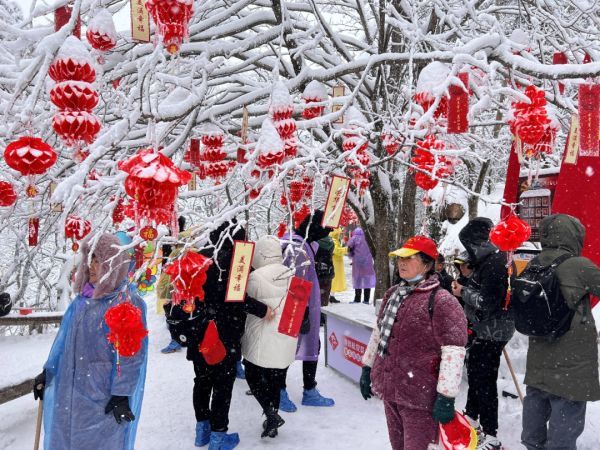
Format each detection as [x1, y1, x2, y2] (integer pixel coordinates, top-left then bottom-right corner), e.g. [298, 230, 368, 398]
[119, 148, 191, 230]
[4, 137, 57, 176]
[490, 214, 531, 252]
[302, 81, 328, 120]
[269, 81, 298, 161]
[104, 302, 148, 357]
[381, 132, 401, 156]
[414, 61, 450, 120]
[578, 83, 600, 155]
[199, 320, 227, 365]
[64, 215, 92, 241]
[447, 72, 469, 133]
[276, 222, 287, 238]
[249, 187, 262, 200]
[292, 203, 311, 229]
[54, 5, 81, 38]
[50, 81, 99, 111]
[52, 111, 101, 146]
[86, 9, 117, 52]
[145, 0, 194, 54]
[411, 135, 454, 191]
[255, 118, 286, 170]
[0, 181, 17, 207]
[185, 138, 201, 167]
[164, 250, 213, 306]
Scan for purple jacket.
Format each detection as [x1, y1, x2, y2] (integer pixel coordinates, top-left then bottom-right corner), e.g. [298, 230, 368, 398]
[282, 233, 321, 362]
[347, 228, 376, 289]
[371, 276, 467, 411]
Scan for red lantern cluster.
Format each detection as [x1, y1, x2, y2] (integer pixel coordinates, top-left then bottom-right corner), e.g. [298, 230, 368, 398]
[276, 222, 287, 238]
[578, 83, 600, 156]
[343, 107, 371, 196]
[381, 131, 402, 156]
[255, 119, 286, 171]
[340, 205, 358, 227]
[508, 85, 558, 158]
[269, 81, 298, 159]
[164, 250, 213, 309]
[414, 62, 450, 120]
[301, 81, 327, 120]
[64, 214, 92, 250]
[412, 135, 454, 191]
[49, 37, 101, 152]
[292, 203, 311, 229]
[490, 214, 531, 252]
[119, 148, 192, 236]
[86, 9, 117, 53]
[104, 302, 148, 357]
[288, 176, 313, 203]
[0, 181, 17, 207]
[146, 0, 194, 54]
[201, 132, 235, 182]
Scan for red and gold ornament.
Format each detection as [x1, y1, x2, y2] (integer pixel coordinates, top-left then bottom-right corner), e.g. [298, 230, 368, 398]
[104, 301, 148, 375]
[163, 250, 213, 308]
[0, 181, 17, 207]
[145, 0, 194, 54]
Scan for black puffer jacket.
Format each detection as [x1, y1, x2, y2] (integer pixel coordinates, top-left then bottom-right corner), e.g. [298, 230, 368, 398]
[0, 292, 11, 317]
[459, 217, 515, 342]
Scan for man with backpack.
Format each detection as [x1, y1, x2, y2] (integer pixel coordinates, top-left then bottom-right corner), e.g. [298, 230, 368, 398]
[515, 214, 600, 450]
[453, 217, 515, 450]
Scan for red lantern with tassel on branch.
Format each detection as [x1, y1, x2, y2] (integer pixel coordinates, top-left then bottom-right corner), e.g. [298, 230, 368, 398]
[163, 250, 213, 313]
[302, 80, 328, 120]
[145, 0, 194, 54]
[64, 215, 92, 251]
[86, 9, 117, 53]
[4, 136, 58, 197]
[411, 135, 454, 191]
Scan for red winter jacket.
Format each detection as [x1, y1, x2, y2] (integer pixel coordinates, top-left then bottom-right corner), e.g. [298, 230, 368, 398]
[371, 276, 467, 411]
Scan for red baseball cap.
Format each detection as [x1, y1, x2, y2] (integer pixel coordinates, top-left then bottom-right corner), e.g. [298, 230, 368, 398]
[389, 235, 439, 260]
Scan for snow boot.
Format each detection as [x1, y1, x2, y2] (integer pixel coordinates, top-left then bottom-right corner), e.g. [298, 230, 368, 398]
[279, 389, 297, 413]
[301, 388, 335, 407]
[161, 339, 182, 354]
[235, 360, 245, 379]
[329, 296, 340, 303]
[261, 409, 285, 438]
[476, 434, 502, 450]
[195, 421, 211, 447]
[208, 431, 240, 450]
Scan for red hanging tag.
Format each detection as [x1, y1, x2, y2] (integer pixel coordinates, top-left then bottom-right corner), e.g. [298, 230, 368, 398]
[578, 84, 600, 156]
[553, 52, 568, 94]
[447, 72, 469, 133]
[28, 217, 39, 246]
[278, 276, 312, 338]
[199, 320, 227, 365]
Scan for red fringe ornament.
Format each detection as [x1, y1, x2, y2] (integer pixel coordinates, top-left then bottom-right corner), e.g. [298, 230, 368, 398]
[163, 250, 213, 306]
[0, 181, 17, 207]
[104, 302, 148, 369]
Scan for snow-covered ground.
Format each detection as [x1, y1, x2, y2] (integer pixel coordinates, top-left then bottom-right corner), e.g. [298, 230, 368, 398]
[2, 261, 600, 449]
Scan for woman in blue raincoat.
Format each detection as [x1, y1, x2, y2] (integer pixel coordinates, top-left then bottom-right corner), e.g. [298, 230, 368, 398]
[33, 233, 148, 450]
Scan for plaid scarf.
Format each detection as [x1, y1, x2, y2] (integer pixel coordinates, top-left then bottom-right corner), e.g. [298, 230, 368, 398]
[377, 284, 415, 357]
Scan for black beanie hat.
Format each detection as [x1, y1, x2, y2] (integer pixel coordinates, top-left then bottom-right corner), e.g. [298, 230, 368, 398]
[459, 217, 493, 246]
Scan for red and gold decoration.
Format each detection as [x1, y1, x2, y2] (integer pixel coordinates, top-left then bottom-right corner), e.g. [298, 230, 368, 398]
[301, 80, 327, 120]
[86, 9, 117, 53]
[508, 85, 558, 159]
[343, 107, 370, 196]
[322, 175, 351, 229]
[578, 83, 600, 156]
[112, 197, 125, 225]
[4, 136, 58, 196]
[64, 214, 92, 251]
[163, 250, 213, 310]
[411, 135, 454, 191]
[277, 276, 312, 338]
[145, 0, 194, 54]
[439, 412, 478, 450]
[104, 301, 148, 373]
[119, 148, 191, 238]
[184, 137, 201, 168]
[0, 181, 17, 207]
[447, 72, 469, 133]
[270, 81, 298, 159]
[225, 241, 255, 302]
[28, 217, 40, 247]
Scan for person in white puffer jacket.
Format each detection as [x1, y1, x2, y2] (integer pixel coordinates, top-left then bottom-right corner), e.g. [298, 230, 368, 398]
[242, 235, 295, 439]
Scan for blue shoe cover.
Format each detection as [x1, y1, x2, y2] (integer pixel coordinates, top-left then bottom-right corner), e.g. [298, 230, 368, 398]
[235, 360, 245, 379]
[279, 389, 297, 413]
[301, 388, 335, 407]
[208, 431, 240, 450]
[195, 421, 210, 447]
[161, 340, 182, 354]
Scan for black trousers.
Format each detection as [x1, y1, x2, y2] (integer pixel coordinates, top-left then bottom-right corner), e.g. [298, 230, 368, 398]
[282, 360, 318, 391]
[193, 358, 237, 432]
[244, 360, 288, 413]
[464, 338, 508, 437]
[354, 288, 371, 303]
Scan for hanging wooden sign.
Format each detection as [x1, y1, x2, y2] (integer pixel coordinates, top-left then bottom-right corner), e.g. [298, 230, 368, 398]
[332, 85, 346, 124]
[564, 115, 580, 165]
[225, 241, 255, 302]
[322, 175, 351, 229]
[187, 174, 197, 191]
[130, 0, 150, 43]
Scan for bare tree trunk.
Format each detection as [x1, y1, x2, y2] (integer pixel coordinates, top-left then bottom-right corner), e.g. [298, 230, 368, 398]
[468, 159, 490, 219]
[398, 167, 417, 244]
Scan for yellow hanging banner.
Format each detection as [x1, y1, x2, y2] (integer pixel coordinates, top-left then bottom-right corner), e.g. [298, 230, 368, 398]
[225, 241, 255, 302]
[130, 0, 150, 43]
[322, 175, 351, 229]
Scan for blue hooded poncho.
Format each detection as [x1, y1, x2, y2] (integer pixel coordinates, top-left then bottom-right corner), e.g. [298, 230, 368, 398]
[42, 233, 148, 450]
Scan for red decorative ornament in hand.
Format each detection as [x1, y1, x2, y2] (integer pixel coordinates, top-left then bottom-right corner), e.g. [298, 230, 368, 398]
[489, 214, 531, 252]
[104, 302, 148, 357]
[146, 0, 194, 54]
[0, 181, 17, 207]
[164, 250, 213, 306]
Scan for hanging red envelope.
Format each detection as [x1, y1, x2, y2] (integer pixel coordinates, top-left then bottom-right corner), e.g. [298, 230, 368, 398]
[278, 276, 312, 338]
[199, 320, 226, 365]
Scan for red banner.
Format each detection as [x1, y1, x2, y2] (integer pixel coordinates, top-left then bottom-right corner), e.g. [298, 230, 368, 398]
[278, 276, 311, 337]
[28, 218, 39, 246]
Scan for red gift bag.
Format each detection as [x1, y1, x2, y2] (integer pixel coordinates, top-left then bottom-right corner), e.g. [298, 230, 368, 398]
[199, 320, 227, 365]
[278, 276, 312, 338]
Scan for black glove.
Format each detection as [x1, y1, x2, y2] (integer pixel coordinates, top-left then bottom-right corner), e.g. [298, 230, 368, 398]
[105, 396, 135, 424]
[299, 307, 310, 334]
[359, 366, 373, 400]
[0, 292, 12, 317]
[33, 370, 46, 401]
[432, 393, 455, 424]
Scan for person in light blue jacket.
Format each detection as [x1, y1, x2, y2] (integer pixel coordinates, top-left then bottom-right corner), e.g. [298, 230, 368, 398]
[33, 233, 148, 450]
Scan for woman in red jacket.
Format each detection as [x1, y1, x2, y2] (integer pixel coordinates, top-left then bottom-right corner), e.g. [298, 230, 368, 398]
[360, 236, 468, 449]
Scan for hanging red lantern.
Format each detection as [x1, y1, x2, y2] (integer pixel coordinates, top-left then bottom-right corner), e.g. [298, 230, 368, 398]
[64, 215, 92, 241]
[490, 214, 531, 252]
[276, 222, 287, 238]
[0, 181, 17, 207]
[292, 203, 311, 229]
[411, 135, 454, 191]
[163, 250, 213, 306]
[86, 9, 117, 53]
[269, 81, 298, 160]
[248, 187, 262, 200]
[49, 58, 95, 84]
[4, 137, 57, 176]
[119, 148, 191, 233]
[302, 80, 328, 120]
[54, 5, 81, 38]
[198, 320, 227, 365]
[50, 81, 99, 111]
[255, 119, 285, 170]
[578, 83, 600, 155]
[145, 0, 194, 54]
[112, 198, 125, 225]
[52, 111, 101, 146]
[185, 138, 201, 167]
[447, 72, 469, 133]
[414, 61, 450, 120]
[381, 132, 401, 156]
[104, 302, 148, 358]
[340, 205, 358, 226]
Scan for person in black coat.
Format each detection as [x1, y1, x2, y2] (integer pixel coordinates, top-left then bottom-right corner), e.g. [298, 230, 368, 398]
[178, 220, 269, 449]
[435, 254, 454, 293]
[0, 292, 11, 317]
[452, 217, 515, 450]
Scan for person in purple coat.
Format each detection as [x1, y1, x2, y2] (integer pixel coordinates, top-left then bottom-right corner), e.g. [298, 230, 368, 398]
[360, 236, 468, 449]
[280, 209, 334, 412]
[347, 227, 376, 304]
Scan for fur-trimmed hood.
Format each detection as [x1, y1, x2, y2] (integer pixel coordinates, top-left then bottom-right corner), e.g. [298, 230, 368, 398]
[73, 233, 131, 299]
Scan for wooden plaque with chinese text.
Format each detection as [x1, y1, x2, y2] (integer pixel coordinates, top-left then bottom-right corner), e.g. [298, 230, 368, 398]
[225, 241, 255, 302]
[322, 175, 351, 229]
[130, 0, 150, 43]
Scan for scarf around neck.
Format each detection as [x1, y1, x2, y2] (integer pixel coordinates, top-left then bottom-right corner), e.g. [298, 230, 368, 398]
[376, 283, 416, 357]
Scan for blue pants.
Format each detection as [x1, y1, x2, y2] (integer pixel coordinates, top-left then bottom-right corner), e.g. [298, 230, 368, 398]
[522, 385, 586, 450]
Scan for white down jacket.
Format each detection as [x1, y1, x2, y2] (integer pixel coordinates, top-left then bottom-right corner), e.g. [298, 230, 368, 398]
[242, 235, 296, 369]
